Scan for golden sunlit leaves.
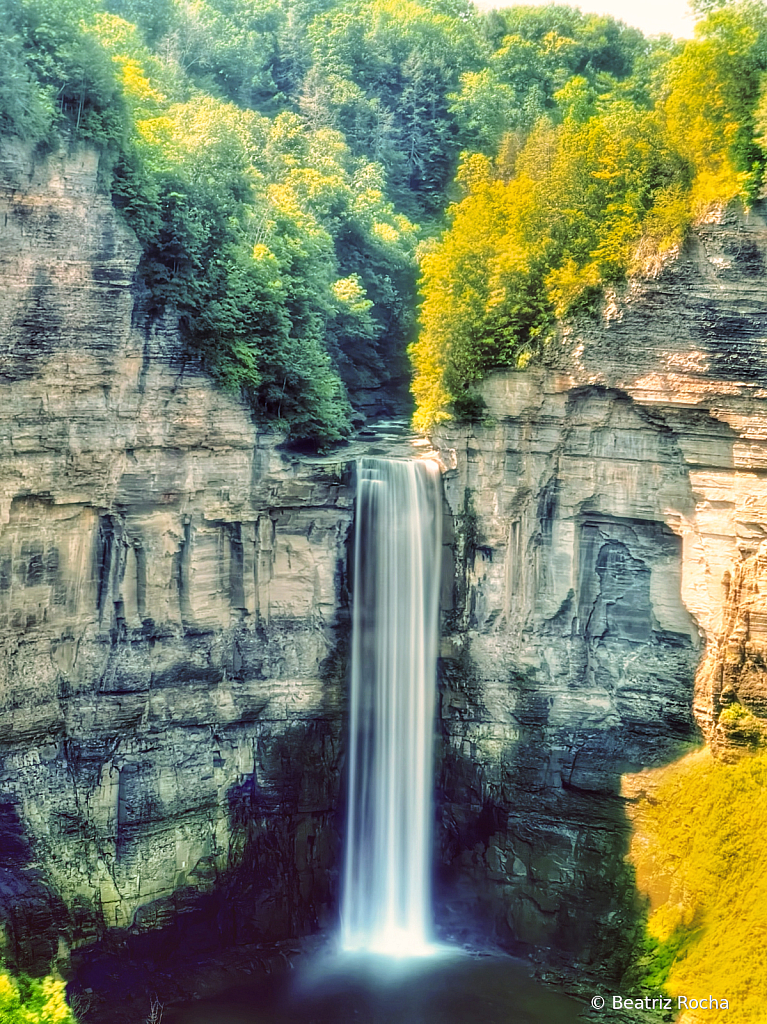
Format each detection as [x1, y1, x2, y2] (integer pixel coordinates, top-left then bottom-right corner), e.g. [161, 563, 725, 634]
[119, 59, 166, 106]
[0, 971, 78, 1024]
[411, 4, 767, 431]
[629, 749, 767, 1022]
[410, 159, 547, 432]
[332, 274, 373, 311]
[662, 7, 764, 212]
[411, 107, 676, 428]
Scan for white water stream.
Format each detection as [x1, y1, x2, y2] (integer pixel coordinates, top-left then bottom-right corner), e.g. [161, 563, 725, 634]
[341, 457, 442, 957]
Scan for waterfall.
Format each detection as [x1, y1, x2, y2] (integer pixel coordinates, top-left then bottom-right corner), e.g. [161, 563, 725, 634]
[341, 456, 442, 957]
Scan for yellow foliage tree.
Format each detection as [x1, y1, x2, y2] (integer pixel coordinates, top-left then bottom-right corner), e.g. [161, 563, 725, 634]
[0, 970, 77, 1024]
[411, 5, 767, 432]
[662, 7, 765, 212]
[410, 154, 547, 431]
[411, 102, 683, 429]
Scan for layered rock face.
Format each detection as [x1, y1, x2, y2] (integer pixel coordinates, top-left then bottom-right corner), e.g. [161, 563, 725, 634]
[695, 545, 767, 755]
[0, 141, 353, 970]
[432, 204, 767, 969]
[5, 131, 767, 994]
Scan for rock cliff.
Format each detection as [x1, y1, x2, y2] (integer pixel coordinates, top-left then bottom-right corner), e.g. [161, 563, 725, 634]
[0, 140, 353, 972]
[432, 204, 767, 969]
[4, 136, 767, 1002]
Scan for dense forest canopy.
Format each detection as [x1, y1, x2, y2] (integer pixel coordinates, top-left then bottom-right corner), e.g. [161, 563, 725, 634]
[2, 0, 767, 441]
[412, 0, 767, 429]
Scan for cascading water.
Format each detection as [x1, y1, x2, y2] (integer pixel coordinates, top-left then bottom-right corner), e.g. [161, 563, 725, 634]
[341, 456, 442, 957]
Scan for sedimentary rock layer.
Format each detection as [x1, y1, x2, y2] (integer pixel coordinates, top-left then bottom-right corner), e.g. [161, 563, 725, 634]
[432, 204, 767, 966]
[0, 140, 353, 969]
[4, 135, 767, 989]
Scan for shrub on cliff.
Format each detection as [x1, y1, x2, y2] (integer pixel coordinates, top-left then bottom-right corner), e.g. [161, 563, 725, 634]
[0, 0, 424, 446]
[0, 969, 78, 1024]
[718, 701, 765, 747]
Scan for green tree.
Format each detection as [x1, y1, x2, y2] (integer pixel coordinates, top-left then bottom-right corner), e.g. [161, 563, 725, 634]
[307, 0, 484, 212]
[0, 0, 126, 146]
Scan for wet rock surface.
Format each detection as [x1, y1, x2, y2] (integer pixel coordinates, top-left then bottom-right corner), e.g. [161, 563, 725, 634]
[433, 381, 701, 970]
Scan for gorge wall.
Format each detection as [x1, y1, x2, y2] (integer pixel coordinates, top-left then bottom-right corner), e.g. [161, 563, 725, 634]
[0, 140, 354, 974]
[3, 138, 767, 1005]
[432, 204, 767, 970]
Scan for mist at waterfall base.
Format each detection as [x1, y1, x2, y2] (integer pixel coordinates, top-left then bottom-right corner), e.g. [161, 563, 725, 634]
[170, 458, 585, 1023]
[168, 950, 585, 1023]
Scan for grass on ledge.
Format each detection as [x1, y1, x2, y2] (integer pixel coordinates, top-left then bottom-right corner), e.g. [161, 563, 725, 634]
[626, 746, 767, 1022]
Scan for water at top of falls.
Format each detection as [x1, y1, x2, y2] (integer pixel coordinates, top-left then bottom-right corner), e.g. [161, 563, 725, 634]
[341, 456, 443, 958]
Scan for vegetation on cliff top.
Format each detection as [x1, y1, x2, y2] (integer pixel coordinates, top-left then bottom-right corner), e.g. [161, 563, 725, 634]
[628, 748, 767, 1021]
[1, 0, 427, 444]
[411, 0, 767, 429]
[2, 0, 767, 439]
